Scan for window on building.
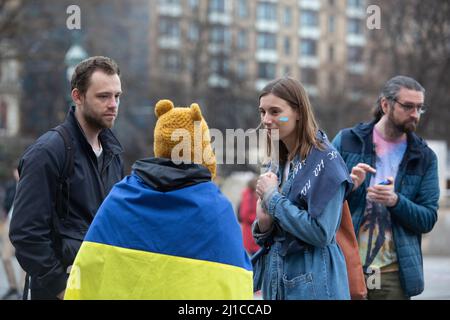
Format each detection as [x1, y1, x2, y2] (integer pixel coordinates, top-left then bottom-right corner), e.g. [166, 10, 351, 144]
[329, 73, 337, 89]
[328, 15, 335, 33]
[159, 18, 180, 38]
[347, 0, 364, 8]
[237, 30, 248, 50]
[300, 10, 319, 27]
[284, 37, 291, 55]
[188, 0, 199, 10]
[237, 0, 248, 18]
[162, 52, 181, 72]
[210, 56, 229, 76]
[209, 25, 231, 46]
[237, 60, 247, 79]
[257, 32, 277, 50]
[159, 0, 181, 5]
[301, 67, 318, 85]
[329, 45, 335, 62]
[347, 18, 363, 34]
[300, 39, 317, 56]
[0, 99, 8, 130]
[347, 46, 364, 62]
[283, 7, 292, 26]
[283, 65, 291, 76]
[186, 59, 194, 73]
[188, 23, 199, 41]
[257, 2, 277, 21]
[258, 62, 276, 79]
[209, 0, 226, 13]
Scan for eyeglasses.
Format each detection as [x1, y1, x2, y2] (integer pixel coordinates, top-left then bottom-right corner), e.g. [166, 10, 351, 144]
[391, 98, 426, 115]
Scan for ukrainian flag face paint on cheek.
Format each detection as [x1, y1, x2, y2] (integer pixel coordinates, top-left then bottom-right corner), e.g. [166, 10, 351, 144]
[279, 116, 289, 124]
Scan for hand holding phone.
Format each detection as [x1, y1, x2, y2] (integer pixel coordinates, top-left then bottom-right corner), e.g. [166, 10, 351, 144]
[368, 177, 397, 207]
[378, 176, 394, 185]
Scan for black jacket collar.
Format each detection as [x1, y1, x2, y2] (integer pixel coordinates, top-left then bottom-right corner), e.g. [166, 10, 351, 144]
[132, 157, 212, 192]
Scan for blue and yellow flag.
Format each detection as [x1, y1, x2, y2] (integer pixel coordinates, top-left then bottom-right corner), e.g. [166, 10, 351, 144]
[65, 173, 253, 300]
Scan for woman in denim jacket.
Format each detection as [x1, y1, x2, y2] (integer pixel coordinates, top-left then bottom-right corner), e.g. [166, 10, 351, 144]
[253, 77, 352, 300]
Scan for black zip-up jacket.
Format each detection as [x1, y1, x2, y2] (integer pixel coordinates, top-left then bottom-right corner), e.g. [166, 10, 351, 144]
[10, 106, 124, 298]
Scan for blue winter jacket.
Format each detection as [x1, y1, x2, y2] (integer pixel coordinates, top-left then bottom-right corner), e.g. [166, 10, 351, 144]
[332, 121, 439, 297]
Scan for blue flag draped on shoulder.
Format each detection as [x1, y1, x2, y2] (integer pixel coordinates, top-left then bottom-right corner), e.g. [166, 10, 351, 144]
[65, 165, 253, 300]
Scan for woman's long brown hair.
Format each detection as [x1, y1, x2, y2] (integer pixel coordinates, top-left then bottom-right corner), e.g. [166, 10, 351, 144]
[259, 77, 323, 163]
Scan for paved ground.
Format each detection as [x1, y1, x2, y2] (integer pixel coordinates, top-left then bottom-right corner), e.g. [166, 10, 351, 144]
[0, 256, 24, 300]
[414, 256, 450, 300]
[1, 254, 449, 300]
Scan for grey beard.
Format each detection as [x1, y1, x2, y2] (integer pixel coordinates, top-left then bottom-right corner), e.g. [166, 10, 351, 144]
[395, 121, 416, 134]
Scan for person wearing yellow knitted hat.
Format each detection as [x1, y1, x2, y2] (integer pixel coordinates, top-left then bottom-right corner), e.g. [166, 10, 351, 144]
[153, 99, 216, 179]
[65, 99, 253, 300]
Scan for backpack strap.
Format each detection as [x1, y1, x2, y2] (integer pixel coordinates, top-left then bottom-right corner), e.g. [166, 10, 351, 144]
[22, 274, 29, 300]
[22, 125, 74, 300]
[51, 124, 74, 221]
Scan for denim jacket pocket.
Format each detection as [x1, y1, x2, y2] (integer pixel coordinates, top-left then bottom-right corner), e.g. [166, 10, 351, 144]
[282, 272, 316, 300]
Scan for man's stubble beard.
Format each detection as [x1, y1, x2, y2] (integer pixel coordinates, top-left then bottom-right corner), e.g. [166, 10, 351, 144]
[82, 101, 114, 130]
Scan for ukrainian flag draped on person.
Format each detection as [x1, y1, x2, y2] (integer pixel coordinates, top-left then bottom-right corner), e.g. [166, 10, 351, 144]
[64, 100, 253, 300]
[64, 174, 252, 300]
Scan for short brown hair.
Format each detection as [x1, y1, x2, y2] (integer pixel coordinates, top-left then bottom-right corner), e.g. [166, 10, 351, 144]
[70, 56, 120, 95]
[259, 77, 323, 162]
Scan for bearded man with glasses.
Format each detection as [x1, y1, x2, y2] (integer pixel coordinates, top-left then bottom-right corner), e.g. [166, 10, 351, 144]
[332, 76, 439, 300]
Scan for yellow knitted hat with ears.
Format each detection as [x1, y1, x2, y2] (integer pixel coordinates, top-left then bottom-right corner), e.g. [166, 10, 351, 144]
[154, 99, 217, 179]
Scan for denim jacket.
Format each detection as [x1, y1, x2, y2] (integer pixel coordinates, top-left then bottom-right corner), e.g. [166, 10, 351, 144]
[252, 157, 350, 300]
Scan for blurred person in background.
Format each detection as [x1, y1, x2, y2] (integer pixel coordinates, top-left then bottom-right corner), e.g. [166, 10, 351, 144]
[1, 167, 23, 300]
[238, 176, 260, 255]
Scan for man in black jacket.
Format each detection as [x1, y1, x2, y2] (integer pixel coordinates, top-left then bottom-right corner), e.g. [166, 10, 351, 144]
[10, 56, 124, 300]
